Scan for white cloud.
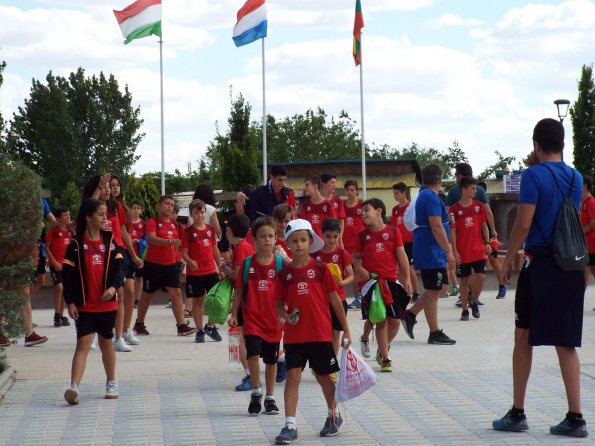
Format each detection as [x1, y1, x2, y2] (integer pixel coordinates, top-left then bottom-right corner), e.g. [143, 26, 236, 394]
[426, 13, 483, 29]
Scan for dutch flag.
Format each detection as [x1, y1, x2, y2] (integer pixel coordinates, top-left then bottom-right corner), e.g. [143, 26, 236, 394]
[232, 0, 267, 47]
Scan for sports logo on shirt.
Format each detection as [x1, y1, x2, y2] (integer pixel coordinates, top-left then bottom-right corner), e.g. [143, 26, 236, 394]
[286, 273, 293, 280]
[167, 231, 173, 237]
[346, 217, 353, 226]
[458, 210, 463, 216]
[332, 255, 339, 263]
[258, 280, 269, 292]
[311, 215, 320, 224]
[63, 238, 70, 244]
[202, 239, 210, 246]
[330, 357, 336, 366]
[307, 269, 316, 279]
[268, 269, 276, 279]
[58, 232, 63, 236]
[249, 267, 255, 273]
[474, 206, 480, 213]
[315, 256, 322, 262]
[366, 235, 371, 240]
[83, 244, 88, 250]
[357, 209, 362, 215]
[376, 243, 385, 253]
[92, 254, 102, 265]
[306, 206, 312, 212]
[207, 230, 212, 237]
[323, 205, 328, 212]
[333, 202, 338, 209]
[464, 217, 474, 228]
[297, 281, 309, 295]
[104, 220, 113, 231]
[396, 217, 403, 226]
[100, 244, 106, 252]
[193, 232, 198, 238]
[383, 232, 389, 240]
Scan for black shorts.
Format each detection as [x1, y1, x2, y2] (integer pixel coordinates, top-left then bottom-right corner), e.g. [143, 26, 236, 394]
[456, 260, 487, 278]
[74, 310, 117, 339]
[123, 250, 135, 279]
[589, 253, 595, 266]
[244, 335, 280, 364]
[237, 306, 244, 327]
[330, 301, 348, 331]
[49, 267, 63, 285]
[361, 280, 409, 321]
[134, 265, 144, 278]
[403, 242, 414, 265]
[285, 342, 340, 375]
[420, 268, 449, 291]
[514, 251, 584, 347]
[142, 261, 180, 294]
[186, 273, 219, 298]
[36, 245, 46, 274]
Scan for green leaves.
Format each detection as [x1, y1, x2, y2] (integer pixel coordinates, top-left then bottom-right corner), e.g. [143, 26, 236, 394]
[569, 65, 595, 180]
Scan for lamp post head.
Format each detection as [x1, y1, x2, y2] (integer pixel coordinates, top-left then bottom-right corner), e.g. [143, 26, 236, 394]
[554, 99, 571, 123]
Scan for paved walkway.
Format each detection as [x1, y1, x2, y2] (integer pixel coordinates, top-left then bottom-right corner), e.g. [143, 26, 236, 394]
[1, 282, 595, 445]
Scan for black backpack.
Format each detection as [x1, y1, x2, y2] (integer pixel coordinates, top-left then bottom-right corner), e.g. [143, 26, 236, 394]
[536, 164, 588, 271]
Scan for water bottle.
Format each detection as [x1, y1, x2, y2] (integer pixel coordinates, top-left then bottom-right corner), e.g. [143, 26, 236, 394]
[228, 326, 241, 365]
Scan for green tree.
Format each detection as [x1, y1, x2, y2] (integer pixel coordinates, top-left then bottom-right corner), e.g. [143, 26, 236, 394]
[125, 173, 160, 219]
[56, 181, 81, 220]
[570, 64, 595, 179]
[6, 68, 144, 199]
[0, 59, 5, 153]
[477, 150, 517, 180]
[206, 92, 260, 191]
[0, 158, 41, 343]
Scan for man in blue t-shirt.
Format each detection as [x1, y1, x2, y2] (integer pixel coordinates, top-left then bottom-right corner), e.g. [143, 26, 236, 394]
[401, 164, 456, 345]
[492, 118, 588, 437]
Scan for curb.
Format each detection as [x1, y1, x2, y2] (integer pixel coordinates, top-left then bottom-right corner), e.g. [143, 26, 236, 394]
[0, 364, 16, 403]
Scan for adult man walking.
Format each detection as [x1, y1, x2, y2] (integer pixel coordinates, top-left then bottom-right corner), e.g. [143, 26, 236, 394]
[238, 166, 296, 222]
[492, 118, 588, 437]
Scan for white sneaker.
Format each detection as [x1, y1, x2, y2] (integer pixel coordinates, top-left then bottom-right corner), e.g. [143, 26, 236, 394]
[360, 336, 371, 358]
[114, 337, 132, 352]
[105, 380, 119, 399]
[123, 330, 140, 345]
[165, 300, 172, 308]
[64, 385, 79, 405]
[90, 333, 98, 350]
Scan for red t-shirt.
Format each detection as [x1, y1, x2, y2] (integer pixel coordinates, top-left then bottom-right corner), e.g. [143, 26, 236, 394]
[390, 202, 413, 243]
[329, 195, 345, 219]
[232, 238, 256, 268]
[450, 200, 488, 264]
[79, 236, 117, 313]
[182, 224, 218, 276]
[300, 199, 337, 237]
[355, 224, 403, 281]
[128, 219, 146, 257]
[311, 247, 352, 301]
[274, 189, 296, 208]
[145, 217, 179, 265]
[104, 202, 128, 247]
[234, 256, 282, 342]
[581, 195, 595, 253]
[276, 258, 338, 344]
[343, 200, 365, 254]
[175, 222, 185, 263]
[45, 226, 73, 264]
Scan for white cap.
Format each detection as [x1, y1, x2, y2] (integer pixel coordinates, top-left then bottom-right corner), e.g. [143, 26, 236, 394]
[284, 219, 324, 253]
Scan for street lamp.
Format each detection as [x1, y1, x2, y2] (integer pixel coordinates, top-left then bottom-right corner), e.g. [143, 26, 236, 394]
[554, 99, 571, 123]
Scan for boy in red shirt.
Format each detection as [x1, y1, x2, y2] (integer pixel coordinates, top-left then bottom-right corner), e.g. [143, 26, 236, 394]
[230, 217, 282, 416]
[391, 183, 421, 302]
[581, 174, 595, 295]
[134, 195, 196, 337]
[128, 200, 146, 308]
[221, 214, 256, 390]
[321, 173, 346, 248]
[273, 204, 293, 263]
[352, 199, 412, 373]
[312, 218, 354, 357]
[182, 199, 222, 343]
[45, 207, 73, 327]
[274, 219, 352, 444]
[300, 176, 337, 237]
[450, 176, 491, 321]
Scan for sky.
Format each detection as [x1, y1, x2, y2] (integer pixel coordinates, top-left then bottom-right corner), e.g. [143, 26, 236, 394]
[1, 0, 594, 180]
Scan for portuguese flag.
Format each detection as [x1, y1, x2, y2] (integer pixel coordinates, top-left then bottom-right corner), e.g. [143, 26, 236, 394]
[114, 0, 162, 45]
[353, 0, 364, 66]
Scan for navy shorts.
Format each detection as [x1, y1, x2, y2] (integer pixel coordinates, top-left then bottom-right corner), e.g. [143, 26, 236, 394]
[244, 335, 280, 364]
[285, 342, 339, 375]
[589, 253, 595, 266]
[330, 300, 348, 331]
[123, 250, 135, 279]
[74, 310, 117, 340]
[456, 260, 487, 278]
[420, 268, 449, 291]
[515, 251, 584, 347]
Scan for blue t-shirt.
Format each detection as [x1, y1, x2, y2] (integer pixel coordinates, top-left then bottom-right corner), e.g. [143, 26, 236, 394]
[519, 161, 582, 250]
[445, 184, 489, 206]
[413, 186, 451, 269]
[41, 198, 52, 218]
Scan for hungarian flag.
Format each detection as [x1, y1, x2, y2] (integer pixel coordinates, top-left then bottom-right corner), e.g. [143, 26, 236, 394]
[233, 0, 268, 47]
[114, 0, 162, 45]
[353, 0, 364, 66]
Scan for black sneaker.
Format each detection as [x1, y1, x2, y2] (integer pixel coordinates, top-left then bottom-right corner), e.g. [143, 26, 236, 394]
[470, 302, 480, 319]
[248, 392, 262, 416]
[275, 426, 298, 444]
[550, 417, 588, 437]
[492, 409, 529, 432]
[460, 310, 469, 321]
[320, 413, 344, 437]
[53, 314, 62, 327]
[411, 292, 420, 303]
[61, 316, 70, 326]
[264, 397, 280, 415]
[401, 310, 416, 339]
[204, 324, 222, 342]
[428, 329, 456, 345]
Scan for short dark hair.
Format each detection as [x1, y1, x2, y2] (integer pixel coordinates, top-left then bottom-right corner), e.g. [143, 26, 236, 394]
[189, 199, 205, 214]
[54, 207, 69, 218]
[455, 163, 473, 177]
[392, 182, 407, 193]
[533, 118, 564, 153]
[76, 199, 105, 236]
[459, 176, 477, 189]
[421, 164, 443, 186]
[362, 198, 386, 219]
[344, 179, 359, 190]
[305, 175, 322, 190]
[270, 166, 287, 177]
[252, 217, 276, 237]
[583, 174, 593, 192]
[321, 217, 340, 233]
[130, 200, 143, 208]
[272, 203, 293, 221]
[192, 183, 216, 206]
[320, 173, 336, 184]
[159, 195, 174, 204]
[227, 213, 250, 238]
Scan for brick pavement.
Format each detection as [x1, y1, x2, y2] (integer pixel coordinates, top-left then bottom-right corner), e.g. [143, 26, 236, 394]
[1, 282, 594, 445]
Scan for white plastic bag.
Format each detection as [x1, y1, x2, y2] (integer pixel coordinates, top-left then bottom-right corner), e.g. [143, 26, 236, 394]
[336, 346, 377, 402]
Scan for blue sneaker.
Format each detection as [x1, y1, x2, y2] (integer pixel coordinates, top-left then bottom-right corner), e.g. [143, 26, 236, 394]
[497, 285, 507, 299]
[275, 426, 298, 444]
[275, 360, 287, 383]
[195, 330, 205, 343]
[492, 409, 529, 432]
[550, 418, 588, 437]
[203, 324, 222, 342]
[235, 375, 252, 391]
[347, 296, 362, 310]
[320, 413, 344, 437]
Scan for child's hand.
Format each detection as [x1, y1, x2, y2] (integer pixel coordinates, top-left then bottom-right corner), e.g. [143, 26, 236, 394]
[402, 280, 412, 296]
[53, 262, 62, 271]
[100, 287, 117, 302]
[188, 260, 198, 271]
[67, 303, 78, 320]
[228, 315, 238, 327]
[133, 256, 144, 268]
[341, 333, 352, 348]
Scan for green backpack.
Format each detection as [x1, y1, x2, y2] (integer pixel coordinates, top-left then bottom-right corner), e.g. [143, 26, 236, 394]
[203, 279, 234, 325]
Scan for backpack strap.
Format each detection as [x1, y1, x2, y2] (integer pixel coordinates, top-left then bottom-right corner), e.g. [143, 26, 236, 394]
[242, 256, 253, 286]
[275, 254, 283, 272]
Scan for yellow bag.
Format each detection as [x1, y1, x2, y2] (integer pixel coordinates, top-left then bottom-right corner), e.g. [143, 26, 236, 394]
[328, 263, 343, 282]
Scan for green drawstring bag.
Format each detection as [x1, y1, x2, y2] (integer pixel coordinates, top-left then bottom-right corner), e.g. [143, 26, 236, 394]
[368, 281, 386, 325]
[203, 279, 233, 325]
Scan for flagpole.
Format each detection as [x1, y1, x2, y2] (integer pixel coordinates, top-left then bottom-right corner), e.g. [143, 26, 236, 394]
[359, 35, 366, 200]
[262, 38, 267, 185]
[159, 39, 165, 195]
